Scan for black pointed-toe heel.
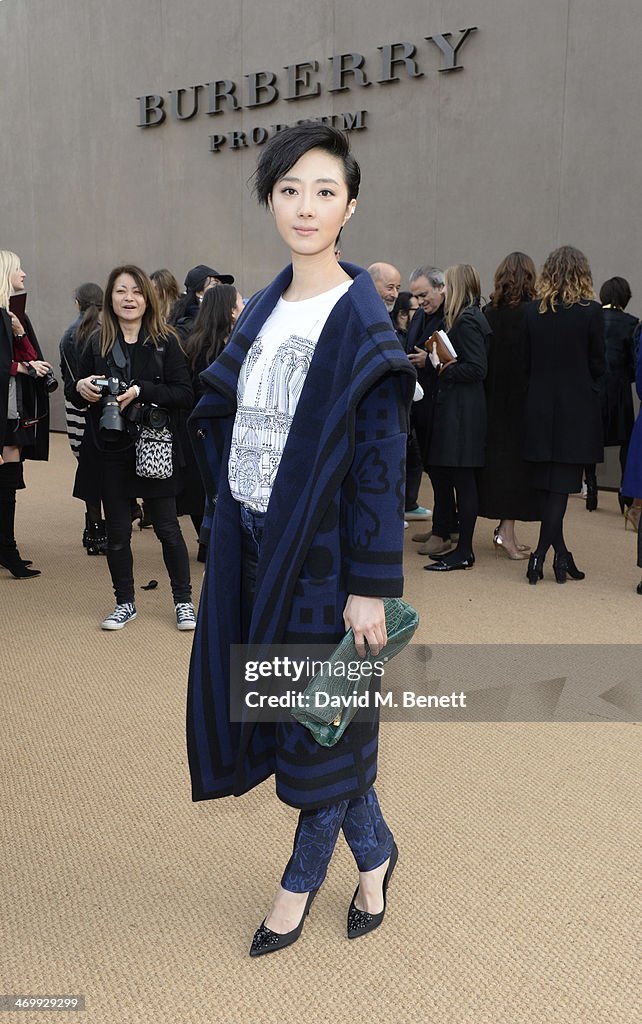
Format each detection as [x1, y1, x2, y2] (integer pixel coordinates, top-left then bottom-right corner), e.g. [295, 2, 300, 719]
[347, 843, 398, 940]
[249, 889, 318, 958]
[637, 580, 642, 595]
[553, 551, 585, 583]
[526, 553, 544, 585]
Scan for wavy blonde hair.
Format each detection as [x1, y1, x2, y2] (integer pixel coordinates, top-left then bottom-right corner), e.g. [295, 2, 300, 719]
[444, 264, 481, 330]
[537, 246, 595, 313]
[0, 250, 21, 310]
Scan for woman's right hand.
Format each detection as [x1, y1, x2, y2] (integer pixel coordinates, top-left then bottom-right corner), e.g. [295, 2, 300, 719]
[76, 376, 103, 403]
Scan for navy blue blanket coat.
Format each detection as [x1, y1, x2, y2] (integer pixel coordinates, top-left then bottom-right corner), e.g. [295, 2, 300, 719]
[186, 263, 416, 810]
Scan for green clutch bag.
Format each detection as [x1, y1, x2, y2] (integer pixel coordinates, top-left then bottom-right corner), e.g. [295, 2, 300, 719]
[290, 597, 419, 748]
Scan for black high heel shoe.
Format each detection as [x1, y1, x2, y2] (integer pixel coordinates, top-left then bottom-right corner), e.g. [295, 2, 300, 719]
[553, 551, 585, 583]
[347, 843, 398, 939]
[636, 580, 642, 595]
[526, 553, 544, 585]
[425, 553, 475, 572]
[249, 889, 318, 957]
[0, 549, 41, 578]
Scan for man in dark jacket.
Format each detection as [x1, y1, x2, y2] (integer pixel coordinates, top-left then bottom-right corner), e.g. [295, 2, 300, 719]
[406, 266, 459, 555]
[368, 261, 431, 522]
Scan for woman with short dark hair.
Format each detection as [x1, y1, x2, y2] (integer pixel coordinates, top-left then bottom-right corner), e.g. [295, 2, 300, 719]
[582, 276, 638, 516]
[187, 122, 414, 955]
[522, 246, 605, 584]
[72, 265, 195, 629]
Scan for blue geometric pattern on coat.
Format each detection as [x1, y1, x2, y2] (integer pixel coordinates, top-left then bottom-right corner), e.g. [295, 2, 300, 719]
[186, 262, 416, 810]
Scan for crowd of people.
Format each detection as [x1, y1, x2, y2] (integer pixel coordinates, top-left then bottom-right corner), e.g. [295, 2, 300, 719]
[368, 250, 642, 588]
[2, 122, 642, 960]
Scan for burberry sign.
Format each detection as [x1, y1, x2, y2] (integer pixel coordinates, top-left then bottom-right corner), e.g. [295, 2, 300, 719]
[137, 29, 478, 154]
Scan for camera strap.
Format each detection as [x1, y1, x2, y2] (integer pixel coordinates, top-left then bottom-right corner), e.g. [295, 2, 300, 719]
[108, 336, 131, 383]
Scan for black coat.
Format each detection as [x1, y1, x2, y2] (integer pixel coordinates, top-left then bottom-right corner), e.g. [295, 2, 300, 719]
[0, 308, 50, 460]
[522, 300, 606, 464]
[405, 303, 444, 444]
[72, 330, 193, 505]
[599, 307, 638, 446]
[427, 305, 490, 468]
[477, 303, 540, 521]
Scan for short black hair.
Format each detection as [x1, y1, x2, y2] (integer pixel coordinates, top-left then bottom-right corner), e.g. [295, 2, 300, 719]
[254, 122, 361, 206]
[599, 276, 632, 309]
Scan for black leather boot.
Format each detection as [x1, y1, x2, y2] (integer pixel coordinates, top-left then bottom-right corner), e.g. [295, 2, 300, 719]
[0, 471, 41, 578]
[526, 553, 544, 585]
[86, 520, 108, 555]
[554, 551, 585, 583]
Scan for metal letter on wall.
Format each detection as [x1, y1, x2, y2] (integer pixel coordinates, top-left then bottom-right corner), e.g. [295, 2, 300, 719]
[169, 86, 202, 120]
[426, 28, 478, 72]
[327, 53, 371, 93]
[206, 80, 241, 115]
[284, 61, 321, 101]
[245, 71, 279, 108]
[137, 95, 166, 127]
[377, 42, 424, 83]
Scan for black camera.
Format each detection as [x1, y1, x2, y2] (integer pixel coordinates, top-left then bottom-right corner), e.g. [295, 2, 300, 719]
[43, 368, 58, 393]
[92, 376, 129, 437]
[26, 363, 58, 392]
[126, 402, 171, 431]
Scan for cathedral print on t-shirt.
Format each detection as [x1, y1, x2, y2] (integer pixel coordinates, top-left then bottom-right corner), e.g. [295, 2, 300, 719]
[228, 332, 316, 510]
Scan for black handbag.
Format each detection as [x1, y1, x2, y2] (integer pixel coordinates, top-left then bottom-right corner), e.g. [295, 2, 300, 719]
[290, 597, 419, 747]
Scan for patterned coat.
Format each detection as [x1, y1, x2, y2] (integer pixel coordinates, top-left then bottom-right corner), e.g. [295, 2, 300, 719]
[186, 263, 416, 810]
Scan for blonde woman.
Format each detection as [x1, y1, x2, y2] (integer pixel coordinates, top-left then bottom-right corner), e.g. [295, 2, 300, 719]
[0, 250, 52, 578]
[522, 246, 605, 584]
[424, 263, 490, 571]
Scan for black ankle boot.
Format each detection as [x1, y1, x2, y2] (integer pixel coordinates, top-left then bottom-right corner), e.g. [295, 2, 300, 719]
[526, 553, 544, 585]
[86, 520, 108, 555]
[585, 479, 598, 511]
[554, 551, 585, 583]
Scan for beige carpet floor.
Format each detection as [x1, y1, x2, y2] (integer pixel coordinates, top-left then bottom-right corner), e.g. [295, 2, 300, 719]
[1, 433, 640, 1024]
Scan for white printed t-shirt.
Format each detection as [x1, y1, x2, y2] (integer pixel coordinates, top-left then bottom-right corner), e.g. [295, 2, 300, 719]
[229, 280, 352, 512]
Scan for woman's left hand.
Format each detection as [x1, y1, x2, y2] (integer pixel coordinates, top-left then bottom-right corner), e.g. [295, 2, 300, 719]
[116, 386, 139, 411]
[343, 595, 387, 657]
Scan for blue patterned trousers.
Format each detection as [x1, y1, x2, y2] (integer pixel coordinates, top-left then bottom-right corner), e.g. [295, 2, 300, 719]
[281, 786, 394, 893]
[238, 503, 395, 893]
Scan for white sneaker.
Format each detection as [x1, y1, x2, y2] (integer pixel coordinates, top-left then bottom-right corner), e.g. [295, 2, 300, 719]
[175, 602, 197, 630]
[101, 602, 137, 630]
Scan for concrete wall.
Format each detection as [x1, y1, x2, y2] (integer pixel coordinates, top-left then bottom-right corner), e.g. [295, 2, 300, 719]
[1, 0, 641, 436]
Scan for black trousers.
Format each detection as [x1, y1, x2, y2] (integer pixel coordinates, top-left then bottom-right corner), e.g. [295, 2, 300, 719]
[405, 430, 424, 511]
[428, 465, 461, 540]
[101, 457, 191, 605]
[430, 465, 477, 553]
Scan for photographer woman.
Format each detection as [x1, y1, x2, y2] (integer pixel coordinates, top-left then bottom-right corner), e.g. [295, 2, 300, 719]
[186, 123, 415, 956]
[72, 265, 195, 630]
[0, 250, 52, 579]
